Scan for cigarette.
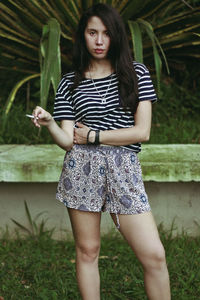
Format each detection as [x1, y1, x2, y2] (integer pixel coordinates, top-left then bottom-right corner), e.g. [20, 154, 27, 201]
[26, 114, 39, 120]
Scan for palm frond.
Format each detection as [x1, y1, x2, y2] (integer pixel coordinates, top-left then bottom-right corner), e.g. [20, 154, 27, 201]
[40, 18, 61, 110]
[128, 21, 143, 63]
[4, 74, 40, 115]
[0, 0, 199, 109]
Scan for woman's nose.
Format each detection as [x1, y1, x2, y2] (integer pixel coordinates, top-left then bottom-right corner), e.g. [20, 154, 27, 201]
[96, 34, 103, 45]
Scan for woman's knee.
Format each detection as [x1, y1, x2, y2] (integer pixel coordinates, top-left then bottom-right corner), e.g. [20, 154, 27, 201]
[141, 243, 167, 272]
[76, 241, 100, 263]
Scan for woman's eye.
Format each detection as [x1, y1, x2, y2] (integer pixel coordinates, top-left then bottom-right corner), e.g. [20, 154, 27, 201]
[105, 31, 110, 36]
[90, 31, 95, 36]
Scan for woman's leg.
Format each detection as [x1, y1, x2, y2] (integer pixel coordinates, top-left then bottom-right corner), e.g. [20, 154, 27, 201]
[68, 208, 101, 300]
[111, 211, 171, 300]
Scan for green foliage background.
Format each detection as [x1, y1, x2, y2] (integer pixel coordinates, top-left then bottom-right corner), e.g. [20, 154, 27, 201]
[0, 0, 200, 144]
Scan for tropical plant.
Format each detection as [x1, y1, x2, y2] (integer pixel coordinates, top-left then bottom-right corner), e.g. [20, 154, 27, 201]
[0, 0, 200, 113]
[2, 17, 61, 116]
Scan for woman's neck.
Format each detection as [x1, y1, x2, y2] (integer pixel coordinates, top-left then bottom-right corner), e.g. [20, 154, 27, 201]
[85, 59, 113, 79]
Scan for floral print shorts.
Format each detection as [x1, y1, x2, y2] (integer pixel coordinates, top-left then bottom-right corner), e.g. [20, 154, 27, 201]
[56, 144, 151, 227]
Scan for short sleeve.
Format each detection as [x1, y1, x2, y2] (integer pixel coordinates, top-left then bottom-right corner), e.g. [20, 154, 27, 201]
[134, 62, 157, 103]
[53, 76, 75, 121]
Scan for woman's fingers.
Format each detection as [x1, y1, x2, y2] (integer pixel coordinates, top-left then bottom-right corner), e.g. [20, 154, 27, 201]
[76, 122, 85, 128]
[74, 126, 90, 144]
[31, 107, 41, 127]
[31, 106, 52, 127]
[33, 106, 44, 119]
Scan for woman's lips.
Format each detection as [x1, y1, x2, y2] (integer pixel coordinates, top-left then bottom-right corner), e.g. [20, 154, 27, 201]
[94, 49, 104, 54]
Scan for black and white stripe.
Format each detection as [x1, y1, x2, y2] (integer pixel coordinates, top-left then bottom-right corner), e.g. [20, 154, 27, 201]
[53, 62, 157, 153]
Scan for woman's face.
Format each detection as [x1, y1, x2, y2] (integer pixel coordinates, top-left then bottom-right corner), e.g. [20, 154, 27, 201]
[84, 16, 111, 61]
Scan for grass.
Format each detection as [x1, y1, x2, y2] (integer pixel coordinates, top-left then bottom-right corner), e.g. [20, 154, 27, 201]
[0, 227, 200, 300]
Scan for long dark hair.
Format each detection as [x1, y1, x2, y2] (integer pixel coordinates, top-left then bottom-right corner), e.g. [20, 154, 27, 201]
[72, 3, 139, 114]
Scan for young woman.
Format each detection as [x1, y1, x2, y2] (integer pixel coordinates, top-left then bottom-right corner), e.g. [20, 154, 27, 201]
[32, 3, 170, 300]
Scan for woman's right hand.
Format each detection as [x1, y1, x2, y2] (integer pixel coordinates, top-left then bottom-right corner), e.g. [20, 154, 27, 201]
[32, 106, 53, 128]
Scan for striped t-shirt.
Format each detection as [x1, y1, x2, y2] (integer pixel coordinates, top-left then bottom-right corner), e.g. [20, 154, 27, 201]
[53, 62, 157, 153]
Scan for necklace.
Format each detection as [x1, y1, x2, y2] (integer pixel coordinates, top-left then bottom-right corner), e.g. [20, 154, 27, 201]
[89, 69, 113, 104]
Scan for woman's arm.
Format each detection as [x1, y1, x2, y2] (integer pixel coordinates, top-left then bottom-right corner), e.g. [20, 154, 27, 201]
[74, 101, 152, 146]
[99, 101, 152, 145]
[32, 106, 74, 151]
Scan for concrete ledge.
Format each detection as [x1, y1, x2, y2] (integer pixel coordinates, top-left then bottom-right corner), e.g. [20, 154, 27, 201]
[0, 144, 200, 182]
[141, 144, 200, 182]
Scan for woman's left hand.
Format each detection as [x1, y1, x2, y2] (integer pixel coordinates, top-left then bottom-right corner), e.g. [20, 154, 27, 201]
[74, 122, 93, 144]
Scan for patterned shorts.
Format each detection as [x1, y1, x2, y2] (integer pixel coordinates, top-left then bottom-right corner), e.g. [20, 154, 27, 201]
[56, 144, 151, 227]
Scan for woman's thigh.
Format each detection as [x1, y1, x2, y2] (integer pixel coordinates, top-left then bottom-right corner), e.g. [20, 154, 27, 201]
[68, 208, 101, 250]
[111, 212, 165, 264]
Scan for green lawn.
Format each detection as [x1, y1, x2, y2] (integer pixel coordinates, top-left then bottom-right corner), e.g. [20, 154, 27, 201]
[0, 227, 200, 300]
